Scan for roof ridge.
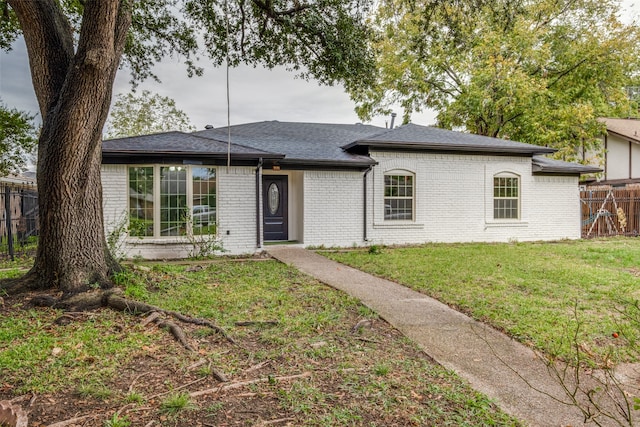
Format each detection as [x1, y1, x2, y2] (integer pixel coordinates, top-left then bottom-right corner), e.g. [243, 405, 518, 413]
[103, 130, 187, 142]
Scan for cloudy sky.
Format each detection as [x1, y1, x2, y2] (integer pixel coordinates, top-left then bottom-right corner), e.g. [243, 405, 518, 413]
[1, 1, 638, 131]
[0, 37, 432, 131]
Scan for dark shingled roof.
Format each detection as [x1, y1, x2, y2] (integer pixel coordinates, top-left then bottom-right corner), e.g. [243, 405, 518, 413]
[102, 131, 281, 159]
[194, 121, 380, 167]
[532, 156, 601, 175]
[102, 121, 594, 175]
[344, 123, 556, 155]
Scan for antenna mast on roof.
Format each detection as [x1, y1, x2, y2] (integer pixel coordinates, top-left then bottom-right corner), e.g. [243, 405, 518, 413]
[225, 0, 231, 171]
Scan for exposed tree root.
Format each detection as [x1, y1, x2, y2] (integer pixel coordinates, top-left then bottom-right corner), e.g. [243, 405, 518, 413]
[155, 319, 195, 351]
[105, 293, 236, 345]
[23, 289, 234, 351]
[47, 414, 95, 427]
[189, 372, 312, 398]
[0, 271, 39, 296]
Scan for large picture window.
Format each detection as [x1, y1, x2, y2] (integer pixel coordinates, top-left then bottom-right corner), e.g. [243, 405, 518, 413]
[493, 174, 519, 219]
[192, 167, 217, 236]
[128, 167, 154, 237]
[384, 173, 414, 221]
[128, 165, 216, 237]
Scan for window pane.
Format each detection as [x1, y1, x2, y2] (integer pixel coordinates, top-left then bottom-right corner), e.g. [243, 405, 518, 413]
[493, 176, 519, 219]
[384, 174, 414, 221]
[128, 167, 154, 236]
[192, 167, 217, 236]
[160, 166, 187, 236]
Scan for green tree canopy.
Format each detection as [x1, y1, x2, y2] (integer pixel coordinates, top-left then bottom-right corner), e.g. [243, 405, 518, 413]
[106, 90, 195, 138]
[353, 0, 640, 162]
[0, 101, 37, 176]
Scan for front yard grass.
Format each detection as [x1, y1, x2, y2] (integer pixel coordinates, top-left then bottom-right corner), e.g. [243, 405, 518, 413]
[324, 238, 640, 363]
[0, 258, 519, 426]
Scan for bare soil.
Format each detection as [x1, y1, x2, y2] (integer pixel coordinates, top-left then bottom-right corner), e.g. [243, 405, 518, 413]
[1, 290, 507, 427]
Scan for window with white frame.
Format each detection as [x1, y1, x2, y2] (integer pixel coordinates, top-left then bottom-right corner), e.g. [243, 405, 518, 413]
[384, 172, 414, 221]
[493, 174, 519, 219]
[128, 165, 216, 237]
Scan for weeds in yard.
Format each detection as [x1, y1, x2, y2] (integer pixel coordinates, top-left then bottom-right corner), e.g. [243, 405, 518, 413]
[125, 391, 145, 404]
[373, 363, 390, 376]
[205, 402, 224, 414]
[160, 392, 196, 415]
[103, 413, 131, 427]
[76, 382, 113, 400]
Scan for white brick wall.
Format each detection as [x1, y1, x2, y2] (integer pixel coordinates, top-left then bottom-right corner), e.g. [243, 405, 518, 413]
[217, 166, 258, 255]
[102, 152, 582, 258]
[102, 164, 128, 233]
[101, 164, 258, 259]
[302, 170, 364, 247]
[365, 151, 581, 245]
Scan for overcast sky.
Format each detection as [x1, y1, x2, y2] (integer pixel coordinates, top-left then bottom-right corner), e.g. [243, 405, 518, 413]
[0, 37, 433, 131]
[1, 1, 638, 131]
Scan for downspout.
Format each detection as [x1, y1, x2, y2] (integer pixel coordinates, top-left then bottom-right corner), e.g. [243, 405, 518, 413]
[256, 158, 263, 249]
[604, 135, 608, 180]
[363, 165, 374, 242]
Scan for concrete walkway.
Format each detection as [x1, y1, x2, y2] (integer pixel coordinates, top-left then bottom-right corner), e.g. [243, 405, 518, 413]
[266, 246, 629, 427]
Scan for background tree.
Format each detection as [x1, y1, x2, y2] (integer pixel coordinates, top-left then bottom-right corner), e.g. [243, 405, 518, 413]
[353, 0, 640, 162]
[0, 0, 374, 307]
[105, 90, 195, 138]
[0, 101, 38, 176]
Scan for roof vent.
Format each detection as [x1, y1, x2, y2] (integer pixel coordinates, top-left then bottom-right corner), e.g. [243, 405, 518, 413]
[390, 112, 397, 129]
[204, 125, 214, 129]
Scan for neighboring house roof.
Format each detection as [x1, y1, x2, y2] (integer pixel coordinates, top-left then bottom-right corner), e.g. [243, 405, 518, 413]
[532, 156, 601, 175]
[0, 173, 37, 189]
[101, 121, 594, 175]
[599, 118, 640, 144]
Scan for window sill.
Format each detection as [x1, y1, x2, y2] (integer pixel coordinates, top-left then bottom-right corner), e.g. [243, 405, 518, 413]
[484, 221, 529, 228]
[373, 222, 425, 229]
[126, 237, 191, 245]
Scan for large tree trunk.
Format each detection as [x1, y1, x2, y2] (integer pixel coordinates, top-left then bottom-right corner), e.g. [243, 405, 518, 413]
[6, 0, 132, 295]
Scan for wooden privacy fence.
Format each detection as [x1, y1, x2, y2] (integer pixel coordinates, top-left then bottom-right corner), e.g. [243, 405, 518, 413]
[580, 186, 640, 238]
[0, 184, 39, 259]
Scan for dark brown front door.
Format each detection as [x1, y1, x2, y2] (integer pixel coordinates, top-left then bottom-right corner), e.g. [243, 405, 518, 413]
[263, 175, 288, 241]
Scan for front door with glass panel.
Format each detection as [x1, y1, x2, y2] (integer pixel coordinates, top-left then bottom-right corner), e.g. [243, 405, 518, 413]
[263, 175, 288, 241]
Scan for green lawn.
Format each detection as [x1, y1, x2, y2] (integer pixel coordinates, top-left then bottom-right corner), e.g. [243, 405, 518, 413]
[324, 238, 640, 363]
[0, 258, 519, 426]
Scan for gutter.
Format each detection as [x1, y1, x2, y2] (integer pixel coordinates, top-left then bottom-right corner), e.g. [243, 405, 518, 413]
[256, 158, 263, 248]
[343, 141, 556, 155]
[363, 165, 374, 242]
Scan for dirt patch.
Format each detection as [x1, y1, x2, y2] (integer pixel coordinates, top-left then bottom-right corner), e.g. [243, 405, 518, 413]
[0, 290, 514, 427]
[628, 268, 640, 277]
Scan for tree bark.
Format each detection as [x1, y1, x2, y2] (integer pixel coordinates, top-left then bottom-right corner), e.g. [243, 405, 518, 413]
[7, 0, 132, 295]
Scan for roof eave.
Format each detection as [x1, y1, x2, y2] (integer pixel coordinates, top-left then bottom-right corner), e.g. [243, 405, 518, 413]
[277, 158, 377, 169]
[606, 129, 640, 145]
[532, 166, 602, 175]
[102, 150, 285, 160]
[344, 141, 555, 155]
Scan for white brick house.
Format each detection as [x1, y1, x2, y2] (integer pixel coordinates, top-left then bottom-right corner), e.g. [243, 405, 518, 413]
[101, 122, 599, 258]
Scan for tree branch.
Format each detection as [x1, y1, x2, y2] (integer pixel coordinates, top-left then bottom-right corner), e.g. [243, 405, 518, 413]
[546, 57, 590, 89]
[6, 0, 74, 121]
